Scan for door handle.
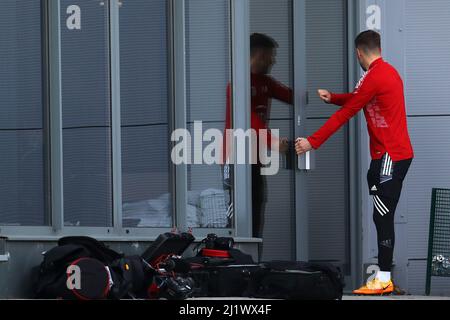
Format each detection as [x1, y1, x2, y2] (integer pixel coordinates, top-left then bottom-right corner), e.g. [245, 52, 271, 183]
[298, 150, 315, 171]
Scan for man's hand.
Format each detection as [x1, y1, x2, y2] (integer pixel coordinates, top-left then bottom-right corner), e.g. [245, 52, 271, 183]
[279, 137, 289, 154]
[318, 89, 331, 104]
[295, 138, 313, 155]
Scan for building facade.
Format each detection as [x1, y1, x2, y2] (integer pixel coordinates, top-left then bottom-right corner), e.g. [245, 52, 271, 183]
[0, 0, 449, 298]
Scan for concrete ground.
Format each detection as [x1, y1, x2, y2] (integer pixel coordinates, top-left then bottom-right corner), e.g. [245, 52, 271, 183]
[343, 295, 450, 300]
[191, 295, 450, 300]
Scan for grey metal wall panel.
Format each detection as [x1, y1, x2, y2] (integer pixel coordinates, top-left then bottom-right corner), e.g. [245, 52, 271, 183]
[185, 0, 230, 123]
[406, 118, 450, 259]
[391, 224, 409, 289]
[408, 260, 450, 296]
[306, 119, 348, 263]
[382, 0, 450, 295]
[305, 0, 347, 119]
[359, 0, 450, 294]
[404, 0, 450, 116]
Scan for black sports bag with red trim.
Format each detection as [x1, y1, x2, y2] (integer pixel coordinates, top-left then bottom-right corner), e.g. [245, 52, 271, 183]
[33, 237, 153, 300]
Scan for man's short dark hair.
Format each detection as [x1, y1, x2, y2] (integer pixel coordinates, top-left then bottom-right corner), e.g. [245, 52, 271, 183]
[251, 33, 278, 54]
[355, 30, 381, 54]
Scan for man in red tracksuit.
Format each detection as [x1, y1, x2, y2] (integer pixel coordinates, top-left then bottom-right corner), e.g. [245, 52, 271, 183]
[224, 33, 293, 238]
[295, 30, 414, 295]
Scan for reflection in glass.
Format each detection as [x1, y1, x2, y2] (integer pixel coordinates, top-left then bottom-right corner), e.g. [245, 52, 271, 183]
[119, 0, 172, 228]
[250, 0, 296, 260]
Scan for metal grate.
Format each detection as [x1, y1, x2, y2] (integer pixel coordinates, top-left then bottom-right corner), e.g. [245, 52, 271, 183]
[426, 189, 450, 295]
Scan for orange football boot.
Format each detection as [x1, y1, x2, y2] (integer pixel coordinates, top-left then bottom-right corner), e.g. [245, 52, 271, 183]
[353, 279, 394, 295]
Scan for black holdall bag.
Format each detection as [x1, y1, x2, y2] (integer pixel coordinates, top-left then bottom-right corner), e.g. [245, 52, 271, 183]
[191, 233, 255, 266]
[59, 237, 154, 299]
[141, 232, 198, 300]
[248, 261, 345, 300]
[57, 257, 112, 300]
[58, 236, 122, 264]
[141, 232, 195, 265]
[189, 264, 261, 298]
[33, 243, 112, 300]
[33, 237, 153, 300]
[187, 235, 344, 299]
[187, 234, 259, 297]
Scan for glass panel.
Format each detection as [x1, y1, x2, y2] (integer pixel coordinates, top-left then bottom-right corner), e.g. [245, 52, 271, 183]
[119, 0, 172, 228]
[305, 0, 350, 274]
[185, 0, 233, 229]
[0, 0, 48, 226]
[250, 0, 296, 259]
[61, 0, 112, 227]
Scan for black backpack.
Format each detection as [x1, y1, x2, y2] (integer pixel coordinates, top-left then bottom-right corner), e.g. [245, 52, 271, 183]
[33, 237, 153, 300]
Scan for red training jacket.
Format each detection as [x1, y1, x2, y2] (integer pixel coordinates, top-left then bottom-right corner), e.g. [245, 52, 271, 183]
[223, 73, 293, 164]
[307, 58, 414, 161]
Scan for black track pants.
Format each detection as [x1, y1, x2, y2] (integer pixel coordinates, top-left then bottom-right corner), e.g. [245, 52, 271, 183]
[367, 154, 412, 272]
[252, 164, 267, 238]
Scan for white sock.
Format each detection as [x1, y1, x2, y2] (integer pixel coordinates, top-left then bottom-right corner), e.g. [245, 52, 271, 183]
[376, 271, 391, 282]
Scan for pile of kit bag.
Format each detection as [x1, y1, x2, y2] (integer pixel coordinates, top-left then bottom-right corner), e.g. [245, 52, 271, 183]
[32, 233, 345, 300]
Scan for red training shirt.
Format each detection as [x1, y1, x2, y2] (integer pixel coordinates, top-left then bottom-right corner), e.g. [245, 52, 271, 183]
[307, 58, 414, 161]
[223, 73, 293, 164]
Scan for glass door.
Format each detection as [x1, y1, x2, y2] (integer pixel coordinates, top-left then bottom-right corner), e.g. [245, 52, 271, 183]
[249, 0, 296, 261]
[301, 0, 351, 279]
[249, 0, 352, 279]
